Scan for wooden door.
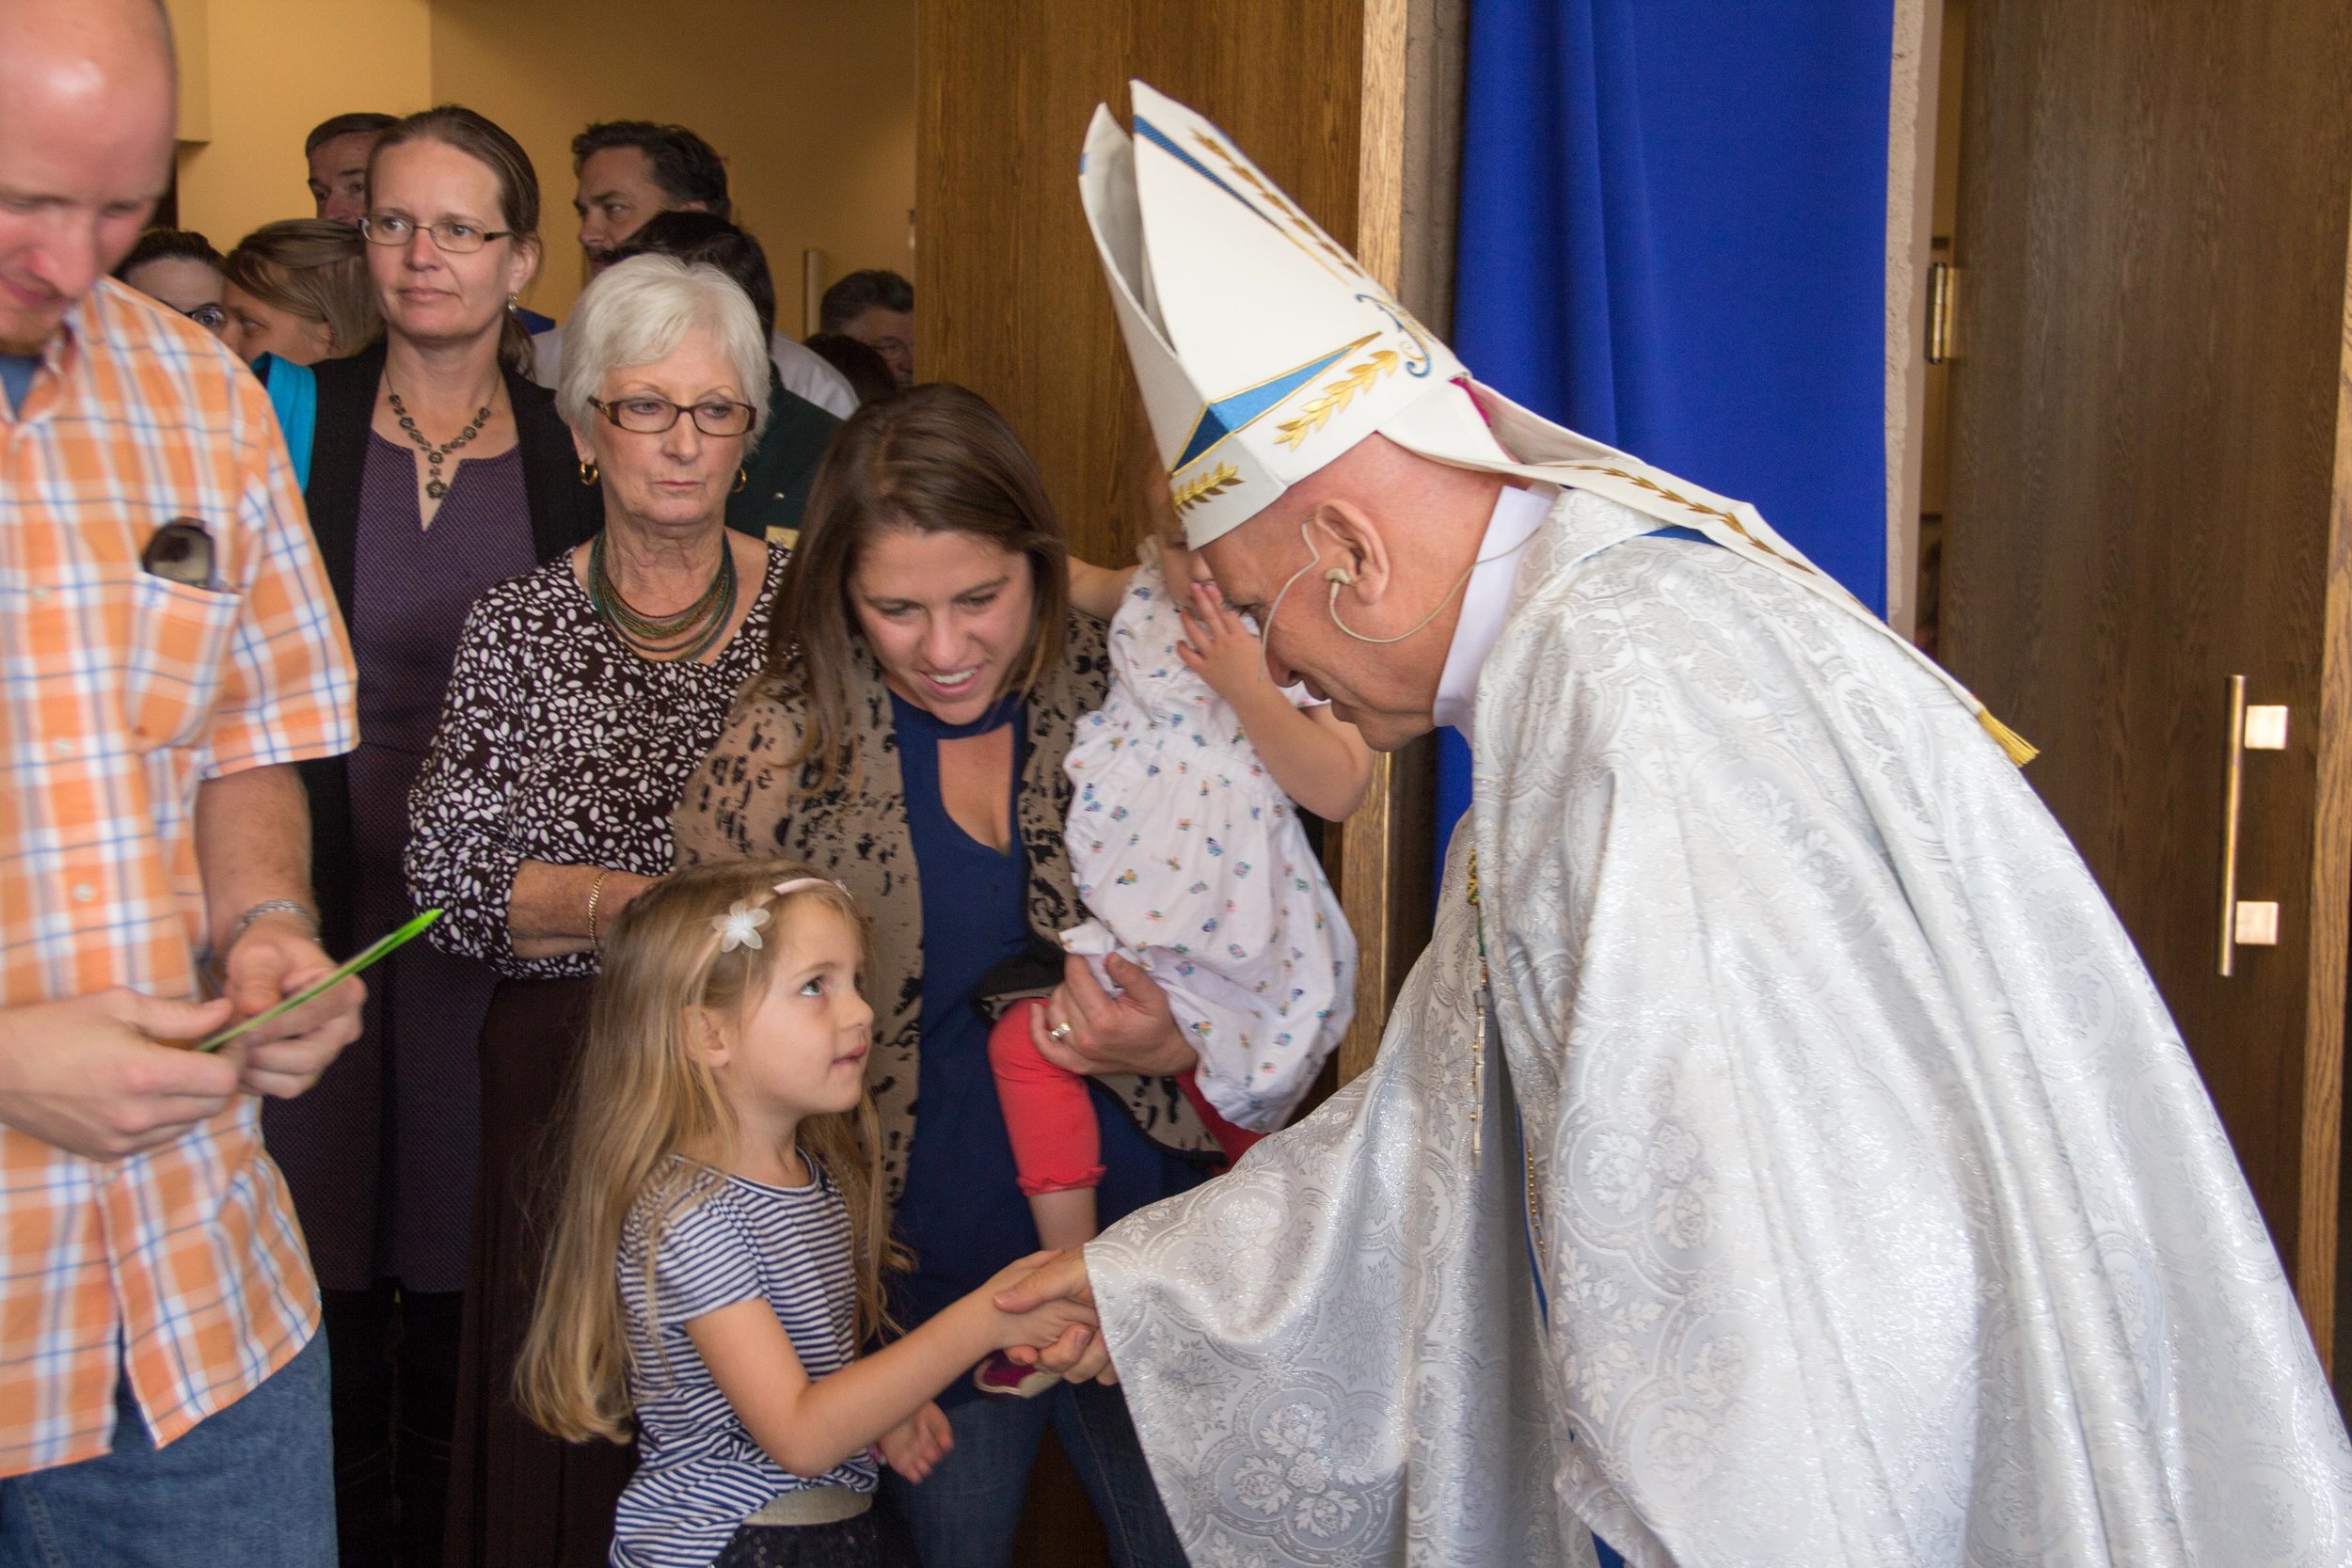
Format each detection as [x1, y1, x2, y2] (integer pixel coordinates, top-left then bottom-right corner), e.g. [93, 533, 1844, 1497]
[1938, 0, 2352, 1364]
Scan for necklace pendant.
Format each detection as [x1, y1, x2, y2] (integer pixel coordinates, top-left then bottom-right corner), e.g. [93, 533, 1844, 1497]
[425, 478, 448, 499]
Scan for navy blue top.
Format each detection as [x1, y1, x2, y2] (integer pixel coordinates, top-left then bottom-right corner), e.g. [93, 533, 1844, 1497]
[0, 353, 38, 415]
[887, 690, 1205, 1405]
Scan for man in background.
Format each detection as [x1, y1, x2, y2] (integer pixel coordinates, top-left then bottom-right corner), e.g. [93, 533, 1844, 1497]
[537, 119, 854, 415]
[571, 118, 729, 261]
[818, 266, 913, 387]
[304, 110, 395, 225]
[0, 1, 365, 1561]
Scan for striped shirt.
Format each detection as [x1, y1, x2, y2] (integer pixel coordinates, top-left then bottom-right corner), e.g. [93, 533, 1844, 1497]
[614, 1162, 875, 1568]
[0, 279, 358, 1476]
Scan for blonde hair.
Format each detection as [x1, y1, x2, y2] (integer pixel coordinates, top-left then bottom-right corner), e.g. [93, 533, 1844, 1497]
[223, 219, 382, 356]
[516, 859, 904, 1444]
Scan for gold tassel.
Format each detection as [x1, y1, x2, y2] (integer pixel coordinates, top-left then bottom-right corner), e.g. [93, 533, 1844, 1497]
[1978, 709, 2039, 767]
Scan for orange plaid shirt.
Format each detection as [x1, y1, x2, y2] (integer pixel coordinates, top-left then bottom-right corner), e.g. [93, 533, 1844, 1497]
[0, 280, 358, 1476]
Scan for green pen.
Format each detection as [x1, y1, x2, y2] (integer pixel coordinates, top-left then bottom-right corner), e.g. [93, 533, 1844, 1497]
[197, 910, 443, 1052]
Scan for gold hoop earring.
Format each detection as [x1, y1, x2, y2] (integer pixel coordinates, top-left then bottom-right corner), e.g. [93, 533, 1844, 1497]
[578, 460, 598, 486]
[733, 467, 749, 495]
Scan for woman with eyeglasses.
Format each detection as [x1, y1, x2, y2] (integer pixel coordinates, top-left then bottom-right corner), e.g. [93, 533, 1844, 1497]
[256, 104, 601, 1568]
[112, 228, 229, 337]
[405, 253, 787, 1568]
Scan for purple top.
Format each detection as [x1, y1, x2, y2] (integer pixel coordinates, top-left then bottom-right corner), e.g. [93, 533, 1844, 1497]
[262, 433, 537, 1293]
[354, 432, 538, 754]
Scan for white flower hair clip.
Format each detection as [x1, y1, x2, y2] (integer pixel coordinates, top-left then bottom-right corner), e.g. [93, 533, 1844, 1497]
[710, 899, 772, 953]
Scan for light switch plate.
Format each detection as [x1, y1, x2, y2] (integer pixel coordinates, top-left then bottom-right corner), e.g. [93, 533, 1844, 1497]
[2245, 705, 2290, 751]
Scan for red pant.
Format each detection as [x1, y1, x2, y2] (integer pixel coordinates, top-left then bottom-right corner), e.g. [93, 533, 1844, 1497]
[988, 1000, 1104, 1195]
[987, 999, 1263, 1196]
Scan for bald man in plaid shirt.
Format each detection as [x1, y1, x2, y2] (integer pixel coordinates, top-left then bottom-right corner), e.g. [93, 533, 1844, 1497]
[0, 2, 366, 1561]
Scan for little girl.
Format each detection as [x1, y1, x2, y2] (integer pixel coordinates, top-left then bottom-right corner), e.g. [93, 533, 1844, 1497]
[985, 516, 1373, 1269]
[518, 862, 1096, 1568]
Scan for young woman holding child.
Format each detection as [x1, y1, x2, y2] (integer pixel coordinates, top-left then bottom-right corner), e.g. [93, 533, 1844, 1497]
[518, 863, 1098, 1568]
[671, 385, 1223, 1568]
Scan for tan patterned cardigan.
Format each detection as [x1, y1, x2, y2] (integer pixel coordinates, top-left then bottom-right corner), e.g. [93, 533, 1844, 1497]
[671, 610, 1218, 1201]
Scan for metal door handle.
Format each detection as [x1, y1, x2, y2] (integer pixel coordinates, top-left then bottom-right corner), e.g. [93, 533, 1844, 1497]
[2217, 675, 2289, 976]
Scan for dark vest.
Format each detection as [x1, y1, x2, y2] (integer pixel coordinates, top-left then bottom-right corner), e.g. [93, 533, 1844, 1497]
[723, 367, 842, 546]
[298, 341, 603, 955]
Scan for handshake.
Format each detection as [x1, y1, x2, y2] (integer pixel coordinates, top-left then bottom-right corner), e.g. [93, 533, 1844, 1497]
[878, 1248, 1120, 1485]
[975, 1250, 1116, 1385]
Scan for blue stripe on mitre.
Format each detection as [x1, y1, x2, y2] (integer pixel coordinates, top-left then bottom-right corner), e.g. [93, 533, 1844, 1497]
[1173, 344, 1358, 470]
[1135, 117, 1282, 233]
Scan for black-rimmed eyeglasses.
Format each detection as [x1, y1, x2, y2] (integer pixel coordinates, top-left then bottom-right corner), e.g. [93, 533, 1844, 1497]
[589, 396, 757, 437]
[358, 214, 516, 253]
[181, 303, 226, 330]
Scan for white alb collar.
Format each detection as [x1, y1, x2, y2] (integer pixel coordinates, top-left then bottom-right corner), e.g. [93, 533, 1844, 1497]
[1433, 482, 1555, 741]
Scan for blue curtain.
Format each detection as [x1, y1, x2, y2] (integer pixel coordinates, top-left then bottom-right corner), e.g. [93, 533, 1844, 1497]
[1438, 0, 1895, 871]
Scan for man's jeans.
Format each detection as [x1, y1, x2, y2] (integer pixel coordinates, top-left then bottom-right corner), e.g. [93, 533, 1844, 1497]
[0, 1332, 334, 1568]
[881, 1380, 1184, 1568]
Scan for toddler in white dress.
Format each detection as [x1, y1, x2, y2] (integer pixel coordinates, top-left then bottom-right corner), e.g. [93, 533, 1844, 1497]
[982, 523, 1372, 1295]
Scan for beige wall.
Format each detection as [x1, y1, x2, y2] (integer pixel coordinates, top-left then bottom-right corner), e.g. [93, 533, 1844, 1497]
[431, 0, 915, 320]
[167, 0, 435, 252]
[167, 0, 917, 324]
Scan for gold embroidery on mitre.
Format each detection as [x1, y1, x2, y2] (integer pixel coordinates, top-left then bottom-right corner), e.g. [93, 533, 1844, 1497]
[1171, 336, 1380, 477]
[1170, 463, 1243, 514]
[1275, 349, 1405, 450]
[1189, 129, 1360, 282]
[1356, 293, 1434, 377]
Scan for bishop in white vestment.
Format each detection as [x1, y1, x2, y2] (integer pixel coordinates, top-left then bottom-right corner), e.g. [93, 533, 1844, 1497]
[999, 82, 2352, 1568]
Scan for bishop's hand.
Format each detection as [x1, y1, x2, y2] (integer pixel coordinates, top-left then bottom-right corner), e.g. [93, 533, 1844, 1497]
[994, 1251, 1116, 1384]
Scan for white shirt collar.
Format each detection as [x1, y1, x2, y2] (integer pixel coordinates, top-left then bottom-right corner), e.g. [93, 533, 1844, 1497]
[1433, 482, 1555, 741]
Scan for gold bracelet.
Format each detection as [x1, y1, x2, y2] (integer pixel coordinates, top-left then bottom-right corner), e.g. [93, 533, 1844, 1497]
[586, 869, 612, 944]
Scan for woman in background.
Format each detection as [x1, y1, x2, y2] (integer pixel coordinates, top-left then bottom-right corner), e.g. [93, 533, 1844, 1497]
[260, 104, 600, 1568]
[113, 227, 228, 337]
[224, 218, 382, 366]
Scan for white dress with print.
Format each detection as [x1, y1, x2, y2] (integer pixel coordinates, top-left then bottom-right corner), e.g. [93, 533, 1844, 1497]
[1063, 555, 1356, 1130]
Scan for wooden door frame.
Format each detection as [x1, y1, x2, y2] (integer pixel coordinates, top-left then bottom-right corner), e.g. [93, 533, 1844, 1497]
[1327, 0, 1462, 1083]
[2309, 238, 2352, 1368]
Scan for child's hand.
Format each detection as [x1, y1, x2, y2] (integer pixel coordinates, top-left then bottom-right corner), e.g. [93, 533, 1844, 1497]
[1175, 582, 1268, 705]
[977, 1250, 1099, 1354]
[878, 1401, 954, 1483]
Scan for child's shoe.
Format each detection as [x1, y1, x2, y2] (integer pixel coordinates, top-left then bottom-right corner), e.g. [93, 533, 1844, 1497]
[972, 1353, 1060, 1399]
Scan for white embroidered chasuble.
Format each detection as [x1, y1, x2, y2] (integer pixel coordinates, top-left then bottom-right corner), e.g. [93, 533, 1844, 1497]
[1086, 487, 2352, 1567]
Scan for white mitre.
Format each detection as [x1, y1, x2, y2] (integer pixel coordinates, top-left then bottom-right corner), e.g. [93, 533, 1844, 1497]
[1078, 80, 2034, 764]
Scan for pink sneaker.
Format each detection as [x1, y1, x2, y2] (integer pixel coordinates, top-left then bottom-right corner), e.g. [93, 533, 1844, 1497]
[972, 1353, 1060, 1399]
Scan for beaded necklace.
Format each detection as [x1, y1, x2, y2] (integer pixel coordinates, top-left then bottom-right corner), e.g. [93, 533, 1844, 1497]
[588, 530, 738, 662]
[388, 388, 493, 500]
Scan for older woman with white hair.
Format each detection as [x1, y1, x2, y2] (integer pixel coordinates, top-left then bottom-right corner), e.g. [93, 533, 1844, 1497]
[406, 252, 787, 1568]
